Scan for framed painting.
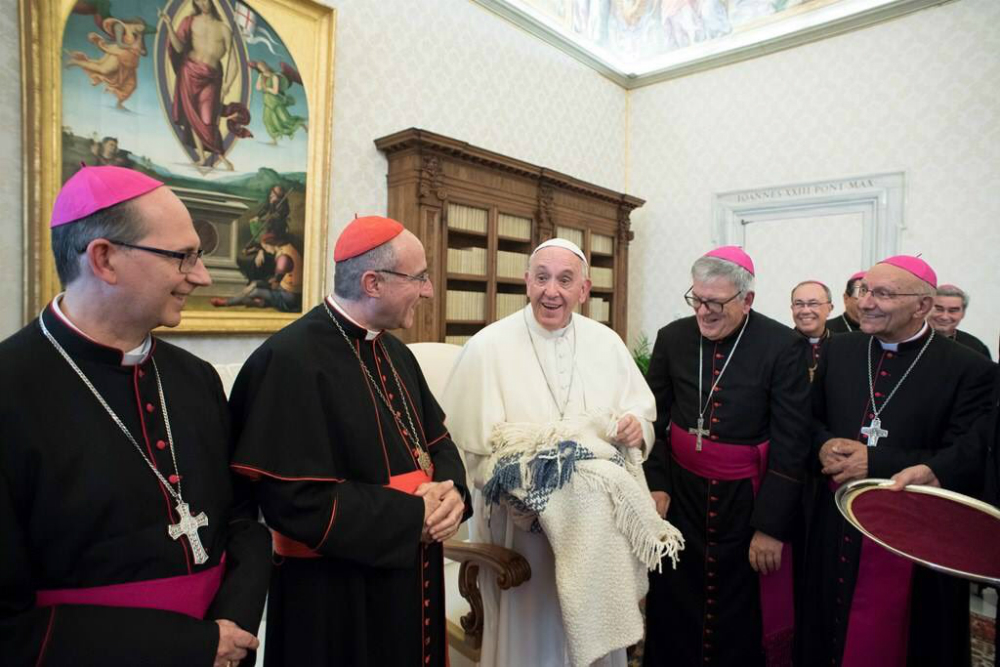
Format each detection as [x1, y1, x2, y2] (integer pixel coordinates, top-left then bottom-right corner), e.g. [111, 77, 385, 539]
[20, 0, 335, 333]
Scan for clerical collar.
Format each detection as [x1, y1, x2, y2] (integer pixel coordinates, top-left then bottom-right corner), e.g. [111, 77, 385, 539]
[795, 327, 828, 345]
[326, 295, 381, 341]
[49, 294, 152, 366]
[876, 322, 929, 352]
[523, 305, 573, 340]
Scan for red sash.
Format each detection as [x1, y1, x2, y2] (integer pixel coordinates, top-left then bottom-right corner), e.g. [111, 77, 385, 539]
[273, 469, 434, 558]
[670, 422, 794, 666]
[35, 554, 226, 619]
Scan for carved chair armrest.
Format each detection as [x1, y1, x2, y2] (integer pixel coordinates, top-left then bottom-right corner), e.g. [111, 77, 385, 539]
[443, 540, 531, 651]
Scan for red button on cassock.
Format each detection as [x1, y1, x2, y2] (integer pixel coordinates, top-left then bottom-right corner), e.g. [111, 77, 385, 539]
[168, 474, 180, 484]
[156, 440, 167, 450]
[145, 403, 155, 413]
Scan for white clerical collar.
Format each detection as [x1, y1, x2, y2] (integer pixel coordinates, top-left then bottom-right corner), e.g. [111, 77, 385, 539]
[809, 336, 821, 345]
[327, 295, 381, 341]
[877, 322, 929, 352]
[52, 293, 151, 366]
[523, 305, 573, 340]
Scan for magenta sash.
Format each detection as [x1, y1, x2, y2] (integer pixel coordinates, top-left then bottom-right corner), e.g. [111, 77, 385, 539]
[670, 422, 794, 667]
[35, 554, 226, 619]
[828, 478, 914, 667]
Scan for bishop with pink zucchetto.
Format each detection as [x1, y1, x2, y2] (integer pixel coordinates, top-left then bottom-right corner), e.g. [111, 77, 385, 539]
[800, 254, 995, 666]
[643, 245, 813, 666]
[0, 165, 272, 665]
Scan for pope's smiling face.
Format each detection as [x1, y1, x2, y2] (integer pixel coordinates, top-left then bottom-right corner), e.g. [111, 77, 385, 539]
[525, 247, 591, 331]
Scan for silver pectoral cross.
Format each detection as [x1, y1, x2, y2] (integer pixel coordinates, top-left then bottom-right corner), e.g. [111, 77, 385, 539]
[689, 417, 710, 452]
[861, 417, 888, 448]
[168, 501, 210, 565]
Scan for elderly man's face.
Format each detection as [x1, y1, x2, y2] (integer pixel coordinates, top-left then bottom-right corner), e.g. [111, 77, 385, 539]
[525, 247, 590, 331]
[929, 296, 965, 337]
[690, 277, 752, 341]
[857, 264, 933, 342]
[375, 230, 433, 330]
[791, 283, 833, 337]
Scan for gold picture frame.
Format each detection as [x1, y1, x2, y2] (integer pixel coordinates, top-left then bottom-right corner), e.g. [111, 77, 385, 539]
[20, 0, 335, 333]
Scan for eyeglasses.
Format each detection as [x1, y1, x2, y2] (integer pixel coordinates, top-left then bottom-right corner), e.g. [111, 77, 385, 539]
[106, 240, 204, 274]
[857, 285, 927, 302]
[684, 287, 742, 314]
[791, 300, 831, 310]
[375, 269, 430, 284]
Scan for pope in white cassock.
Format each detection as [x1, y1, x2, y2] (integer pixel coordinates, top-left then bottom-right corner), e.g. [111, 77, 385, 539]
[442, 239, 658, 667]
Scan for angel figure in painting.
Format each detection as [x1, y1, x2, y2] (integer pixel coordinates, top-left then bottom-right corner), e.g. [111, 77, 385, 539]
[159, 0, 243, 170]
[65, 16, 151, 110]
[250, 60, 308, 144]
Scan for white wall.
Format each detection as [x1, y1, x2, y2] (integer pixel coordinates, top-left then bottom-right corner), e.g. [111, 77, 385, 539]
[3, 0, 997, 360]
[0, 0, 628, 362]
[628, 0, 1000, 358]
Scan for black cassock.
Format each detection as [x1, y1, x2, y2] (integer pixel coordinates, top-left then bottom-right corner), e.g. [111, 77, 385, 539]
[0, 304, 271, 666]
[643, 311, 812, 667]
[826, 313, 859, 335]
[229, 302, 471, 667]
[951, 329, 993, 360]
[800, 328, 995, 667]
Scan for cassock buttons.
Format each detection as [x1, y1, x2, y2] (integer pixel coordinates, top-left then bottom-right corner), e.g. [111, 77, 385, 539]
[156, 440, 167, 450]
[424, 600, 429, 607]
[168, 474, 181, 484]
[886, 352, 895, 359]
[145, 402, 155, 413]
[874, 391, 884, 398]
[880, 370, 889, 377]
[713, 369, 720, 376]
[425, 657, 430, 664]
[715, 353, 724, 359]
[138, 368, 145, 378]
[426, 637, 431, 646]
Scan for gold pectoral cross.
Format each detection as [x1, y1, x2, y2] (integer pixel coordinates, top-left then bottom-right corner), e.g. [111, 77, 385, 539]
[416, 449, 432, 474]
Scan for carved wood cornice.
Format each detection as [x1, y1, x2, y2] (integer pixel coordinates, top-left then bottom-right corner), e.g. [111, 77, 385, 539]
[375, 128, 645, 210]
[418, 151, 447, 203]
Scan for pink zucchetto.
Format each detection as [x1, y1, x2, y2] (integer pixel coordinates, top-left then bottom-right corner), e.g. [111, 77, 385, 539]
[850, 270, 866, 281]
[703, 246, 755, 276]
[877, 255, 937, 288]
[51, 165, 163, 228]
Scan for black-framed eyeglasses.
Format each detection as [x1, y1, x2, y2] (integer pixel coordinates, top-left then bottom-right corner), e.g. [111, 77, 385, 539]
[684, 286, 742, 314]
[375, 268, 430, 284]
[105, 240, 204, 274]
[857, 285, 926, 302]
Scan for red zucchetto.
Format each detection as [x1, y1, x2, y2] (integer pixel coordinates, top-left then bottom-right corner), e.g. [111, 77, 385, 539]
[333, 216, 405, 262]
[51, 165, 163, 228]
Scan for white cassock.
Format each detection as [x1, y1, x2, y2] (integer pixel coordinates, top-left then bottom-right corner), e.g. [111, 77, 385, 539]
[442, 307, 656, 667]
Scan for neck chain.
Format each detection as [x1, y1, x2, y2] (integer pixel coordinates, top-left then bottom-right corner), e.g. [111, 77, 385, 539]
[324, 302, 432, 473]
[843, 314, 854, 332]
[690, 313, 750, 451]
[39, 313, 210, 564]
[523, 308, 580, 420]
[860, 329, 935, 448]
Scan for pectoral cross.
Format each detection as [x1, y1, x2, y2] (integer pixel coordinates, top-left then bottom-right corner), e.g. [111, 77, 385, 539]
[168, 501, 209, 565]
[416, 449, 433, 474]
[861, 417, 888, 448]
[689, 417, 710, 452]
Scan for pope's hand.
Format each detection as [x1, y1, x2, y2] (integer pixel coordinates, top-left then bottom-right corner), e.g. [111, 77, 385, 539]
[613, 414, 644, 449]
[748, 531, 783, 575]
[650, 491, 670, 518]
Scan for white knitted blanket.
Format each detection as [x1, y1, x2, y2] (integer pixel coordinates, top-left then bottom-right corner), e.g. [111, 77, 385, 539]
[483, 412, 684, 667]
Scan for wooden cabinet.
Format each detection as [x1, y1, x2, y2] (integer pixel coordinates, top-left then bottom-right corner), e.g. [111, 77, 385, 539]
[374, 128, 643, 343]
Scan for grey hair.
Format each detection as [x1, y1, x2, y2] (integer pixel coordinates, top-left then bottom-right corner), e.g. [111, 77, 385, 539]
[935, 284, 969, 309]
[333, 241, 398, 301]
[691, 256, 755, 295]
[790, 280, 833, 303]
[51, 200, 145, 288]
[527, 247, 589, 279]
